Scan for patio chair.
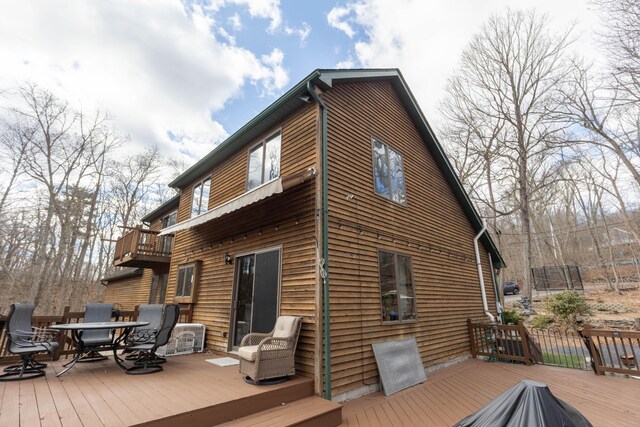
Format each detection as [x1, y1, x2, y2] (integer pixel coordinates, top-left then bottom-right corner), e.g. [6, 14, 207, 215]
[125, 304, 164, 362]
[0, 304, 59, 381]
[123, 304, 180, 374]
[78, 303, 114, 362]
[238, 316, 302, 384]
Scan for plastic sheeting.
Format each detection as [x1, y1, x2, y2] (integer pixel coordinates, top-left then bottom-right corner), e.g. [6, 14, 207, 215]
[455, 380, 592, 427]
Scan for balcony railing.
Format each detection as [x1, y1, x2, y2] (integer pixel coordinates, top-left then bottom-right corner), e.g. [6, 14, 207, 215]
[113, 226, 172, 267]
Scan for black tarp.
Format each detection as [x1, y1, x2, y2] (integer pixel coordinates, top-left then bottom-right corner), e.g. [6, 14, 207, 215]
[454, 380, 592, 427]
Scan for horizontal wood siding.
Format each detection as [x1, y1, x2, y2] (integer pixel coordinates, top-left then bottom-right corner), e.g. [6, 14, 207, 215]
[324, 81, 498, 397]
[167, 104, 318, 378]
[103, 269, 153, 310]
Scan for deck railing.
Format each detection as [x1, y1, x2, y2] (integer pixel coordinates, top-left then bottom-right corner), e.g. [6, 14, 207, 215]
[467, 319, 537, 365]
[581, 325, 640, 375]
[468, 319, 640, 376]
[528, 327, 591, 370]
[0, 304, 193, 364]
[113, 227, 173, 263]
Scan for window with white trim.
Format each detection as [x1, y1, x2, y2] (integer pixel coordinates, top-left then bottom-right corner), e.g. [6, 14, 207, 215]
[190, 177, 211, 218]
[379, 251, 416, 322]
[247, 132, 281, 191]
[372, 138, 406, 204]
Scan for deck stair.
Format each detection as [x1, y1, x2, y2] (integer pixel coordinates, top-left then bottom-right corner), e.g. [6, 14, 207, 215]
[220, 396, 342, 426]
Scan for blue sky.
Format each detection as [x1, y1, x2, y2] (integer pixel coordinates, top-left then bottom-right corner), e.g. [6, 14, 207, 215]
[0, 0, 602, 167]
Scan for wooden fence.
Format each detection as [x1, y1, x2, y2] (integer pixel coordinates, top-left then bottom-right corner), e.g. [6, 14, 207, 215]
[468, 319, 640, 376]
[0, 304, 193, 364]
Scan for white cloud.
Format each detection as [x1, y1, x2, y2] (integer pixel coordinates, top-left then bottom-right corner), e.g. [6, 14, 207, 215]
[227, 0, 282, 32]
[259, 49, 289, 95]
[327, 6, 357, 38]
[328, 0, 603, 122]
[229, 13, 243, 31]
[285, 23, 312, 46]
[0, 0, 290, 162]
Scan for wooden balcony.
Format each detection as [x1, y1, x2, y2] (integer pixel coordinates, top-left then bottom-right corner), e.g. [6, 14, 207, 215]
[113, 226, 172, 268]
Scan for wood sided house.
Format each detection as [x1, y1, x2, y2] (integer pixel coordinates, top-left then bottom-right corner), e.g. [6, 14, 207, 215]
[104, 68, 504, 401]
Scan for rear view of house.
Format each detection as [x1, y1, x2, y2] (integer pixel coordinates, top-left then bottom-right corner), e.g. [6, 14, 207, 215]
[105, 68, 503, 400]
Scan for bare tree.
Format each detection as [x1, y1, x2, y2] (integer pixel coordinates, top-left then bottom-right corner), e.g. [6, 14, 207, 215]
[562, 62, 640, 186]
[440, 9, 574, 297]
[108, 145, 163, 229]
[596, 0, 640, 105]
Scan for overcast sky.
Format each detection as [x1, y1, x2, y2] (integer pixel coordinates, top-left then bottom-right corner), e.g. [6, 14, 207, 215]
[0, 0, 604, 167]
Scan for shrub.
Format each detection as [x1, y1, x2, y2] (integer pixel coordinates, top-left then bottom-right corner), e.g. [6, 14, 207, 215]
[543, 291, 591, 329]
[501, 309, 522, 325]
[531, 315, 553, 329]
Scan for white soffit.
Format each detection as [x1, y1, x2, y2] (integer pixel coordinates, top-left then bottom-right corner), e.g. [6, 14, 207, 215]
[159, 178, 283, 236]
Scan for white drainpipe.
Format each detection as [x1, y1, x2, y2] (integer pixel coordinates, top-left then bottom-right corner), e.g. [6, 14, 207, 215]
[474, 220, 495, 323]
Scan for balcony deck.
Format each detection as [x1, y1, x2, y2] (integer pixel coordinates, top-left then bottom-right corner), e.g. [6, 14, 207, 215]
[113, 227, 172, 268]
[2, 354, 639, 426]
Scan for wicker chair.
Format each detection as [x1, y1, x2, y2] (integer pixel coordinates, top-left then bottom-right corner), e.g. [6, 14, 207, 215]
[238, 316, 302, 383]
[0, 304, 59, 381]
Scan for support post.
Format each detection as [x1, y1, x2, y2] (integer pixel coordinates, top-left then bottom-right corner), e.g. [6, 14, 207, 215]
[468, 319, 477, 358]
[518, 321, 533, 365]
[53, 306, 71, 361]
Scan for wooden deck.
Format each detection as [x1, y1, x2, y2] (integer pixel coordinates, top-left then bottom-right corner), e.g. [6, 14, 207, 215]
[2, 355, 639, 426]
[0, 353, 340, 427]
[341, 358, 640, 427]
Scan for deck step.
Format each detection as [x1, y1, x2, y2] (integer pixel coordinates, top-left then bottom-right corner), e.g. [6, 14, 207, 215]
[220, 396, 343, 427]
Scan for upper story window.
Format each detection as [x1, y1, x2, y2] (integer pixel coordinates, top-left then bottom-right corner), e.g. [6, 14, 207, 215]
[191, 177, 211, 218]
[247, 132, 281, 191]
[379, 251, 416, 323]
[161, 211, 177, 228]
[372, 138, 406, 205]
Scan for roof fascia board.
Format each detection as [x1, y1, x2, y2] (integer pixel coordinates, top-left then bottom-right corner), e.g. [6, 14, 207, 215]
[141, 195, 180, 223]
[169, 69, 322, 189]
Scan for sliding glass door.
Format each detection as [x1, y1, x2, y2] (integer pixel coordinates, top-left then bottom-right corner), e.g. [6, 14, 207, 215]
[230, 247, 281, 349]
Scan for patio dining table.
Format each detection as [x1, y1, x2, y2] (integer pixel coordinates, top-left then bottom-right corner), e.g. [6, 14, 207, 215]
[50, 321, 149, 376]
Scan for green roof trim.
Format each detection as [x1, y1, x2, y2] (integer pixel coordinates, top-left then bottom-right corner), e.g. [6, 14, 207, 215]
[169, 68, 505, 268]
[141, 194, 180, 223]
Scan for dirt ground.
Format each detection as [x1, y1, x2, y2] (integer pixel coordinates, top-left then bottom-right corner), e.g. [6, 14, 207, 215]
[505, 282, 640, 330]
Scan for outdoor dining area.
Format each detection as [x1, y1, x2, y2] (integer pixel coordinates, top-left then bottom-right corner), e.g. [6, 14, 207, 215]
[0, 303, 181, 381]
[0, 305, 337, 426]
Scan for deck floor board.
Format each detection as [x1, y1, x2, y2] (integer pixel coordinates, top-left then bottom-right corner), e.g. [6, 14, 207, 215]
[341, 358, 640, 427]
[0, 353, 313, 427]
[2, 355, 639, 426]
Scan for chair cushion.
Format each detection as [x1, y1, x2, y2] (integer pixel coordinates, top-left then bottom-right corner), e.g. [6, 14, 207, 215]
[238, 345, 259, 361]
[81, 336, 113, 345]
[10, 341, 59, 354]
[127, 342, 154, 351]
[272, 316, 298, 338]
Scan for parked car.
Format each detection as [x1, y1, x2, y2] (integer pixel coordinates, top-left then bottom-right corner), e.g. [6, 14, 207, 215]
[503, 281, 520, 295]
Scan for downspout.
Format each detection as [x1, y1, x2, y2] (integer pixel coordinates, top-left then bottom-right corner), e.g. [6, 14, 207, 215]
[488, 252, 503, 322]
[307, 81, 331, 400]
[474, 220, 495, 323]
